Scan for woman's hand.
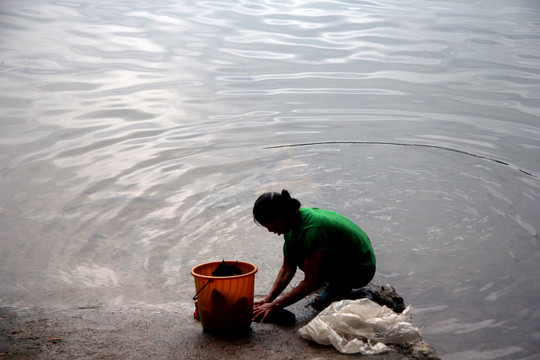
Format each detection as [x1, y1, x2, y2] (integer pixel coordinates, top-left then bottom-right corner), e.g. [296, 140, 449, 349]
[253, 296, 272, 307]
[252, 301, 280, 322]
[252, 251, 324, 322]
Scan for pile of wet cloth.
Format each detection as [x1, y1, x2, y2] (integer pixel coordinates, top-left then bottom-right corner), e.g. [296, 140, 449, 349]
[299, 284, 440, 359]
[210, 260, 243, 277]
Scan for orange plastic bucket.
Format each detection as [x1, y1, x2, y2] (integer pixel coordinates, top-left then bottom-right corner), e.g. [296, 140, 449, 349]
[191, 261, 258, 332]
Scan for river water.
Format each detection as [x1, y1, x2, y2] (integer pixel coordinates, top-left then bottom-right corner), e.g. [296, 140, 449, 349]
[1, 0, 539, 359]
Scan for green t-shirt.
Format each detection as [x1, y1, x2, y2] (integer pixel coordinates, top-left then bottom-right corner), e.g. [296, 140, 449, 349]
[283, 208, 375, 272]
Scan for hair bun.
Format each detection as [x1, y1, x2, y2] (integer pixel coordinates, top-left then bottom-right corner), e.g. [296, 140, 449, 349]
[281, 189, 291, 201]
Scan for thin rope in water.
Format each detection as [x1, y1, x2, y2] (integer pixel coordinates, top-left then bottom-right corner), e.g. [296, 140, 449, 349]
[263, 141, 538, 178]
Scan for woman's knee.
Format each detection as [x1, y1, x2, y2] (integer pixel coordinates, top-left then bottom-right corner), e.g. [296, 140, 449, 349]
[347, 265, 376, 288]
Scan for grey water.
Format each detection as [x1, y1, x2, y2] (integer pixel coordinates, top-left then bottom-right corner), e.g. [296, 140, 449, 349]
[1, 0, 539, 358]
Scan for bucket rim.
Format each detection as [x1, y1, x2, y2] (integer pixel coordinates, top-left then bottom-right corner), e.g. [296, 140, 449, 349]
[190, 260, 258, 280]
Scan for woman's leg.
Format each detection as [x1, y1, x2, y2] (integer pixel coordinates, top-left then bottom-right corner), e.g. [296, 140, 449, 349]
[310, 265, 375, 310]
[328, 264, 375, 293]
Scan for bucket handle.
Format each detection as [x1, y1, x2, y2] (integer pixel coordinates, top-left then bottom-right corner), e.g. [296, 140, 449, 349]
[193, 279, 213, 301]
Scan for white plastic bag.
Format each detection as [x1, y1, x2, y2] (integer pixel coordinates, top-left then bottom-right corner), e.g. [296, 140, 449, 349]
[298, 298, 422, 355]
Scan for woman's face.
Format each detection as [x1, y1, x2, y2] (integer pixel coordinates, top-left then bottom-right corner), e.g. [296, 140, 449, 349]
[262, 214, 288, 235]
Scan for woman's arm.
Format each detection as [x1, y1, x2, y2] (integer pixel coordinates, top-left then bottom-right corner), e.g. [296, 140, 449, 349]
[256, 256, 296, 305]
[253, 250, 324, 322]
[271, 250, 323, 308]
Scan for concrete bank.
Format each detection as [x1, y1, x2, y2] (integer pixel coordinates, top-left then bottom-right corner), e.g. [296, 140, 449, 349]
[1, 299, 439, 360]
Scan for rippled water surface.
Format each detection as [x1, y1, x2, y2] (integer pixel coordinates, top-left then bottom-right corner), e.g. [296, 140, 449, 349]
[1, 0, 539, 359]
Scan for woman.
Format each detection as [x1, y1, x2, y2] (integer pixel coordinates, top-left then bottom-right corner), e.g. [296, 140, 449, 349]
[252, 189, 376, 323]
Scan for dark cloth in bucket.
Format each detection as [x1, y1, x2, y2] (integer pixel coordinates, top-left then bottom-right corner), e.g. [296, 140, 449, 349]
[212, 260, 243, 276]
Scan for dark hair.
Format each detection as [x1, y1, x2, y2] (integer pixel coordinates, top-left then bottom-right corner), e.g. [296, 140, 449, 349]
[253, 189, 301, 225]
